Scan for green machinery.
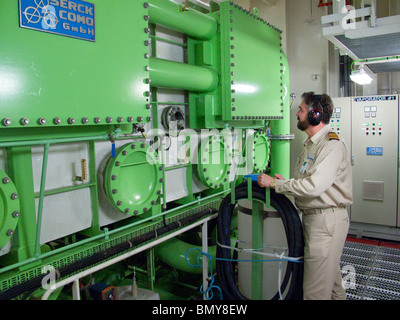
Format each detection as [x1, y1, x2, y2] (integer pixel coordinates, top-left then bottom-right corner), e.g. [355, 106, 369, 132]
[0, 0, 290, 300]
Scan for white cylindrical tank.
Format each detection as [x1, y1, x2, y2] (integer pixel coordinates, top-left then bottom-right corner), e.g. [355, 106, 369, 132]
[237, 199, 289, 300]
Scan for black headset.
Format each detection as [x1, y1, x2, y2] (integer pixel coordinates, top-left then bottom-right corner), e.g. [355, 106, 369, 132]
[307, 94, 323, 126]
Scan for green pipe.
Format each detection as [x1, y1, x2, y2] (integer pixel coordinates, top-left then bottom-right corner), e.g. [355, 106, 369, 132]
[35, 143, 50, 257]
[0, 190, 228, 274]
[270, 52, 290, 179]
[34, 182, 96, 198]
[0, 133, 110, 148]
[154, 237, 216, 274]
[149, 57, 218, 92]
[148, 0, 218, 41]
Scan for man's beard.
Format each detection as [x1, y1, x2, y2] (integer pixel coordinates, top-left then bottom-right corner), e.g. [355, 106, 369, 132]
[297, 118, 309, 131]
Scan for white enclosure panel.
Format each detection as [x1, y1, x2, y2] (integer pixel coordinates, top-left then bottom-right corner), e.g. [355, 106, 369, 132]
[36, 188, 92, 244]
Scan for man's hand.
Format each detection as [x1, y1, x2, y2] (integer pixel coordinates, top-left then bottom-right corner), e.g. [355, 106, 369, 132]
[274, 174, 285, 180]
[257, 174, 275, 188]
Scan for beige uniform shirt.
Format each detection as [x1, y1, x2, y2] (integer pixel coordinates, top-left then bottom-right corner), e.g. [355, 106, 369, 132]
[274, 125, 353, 210]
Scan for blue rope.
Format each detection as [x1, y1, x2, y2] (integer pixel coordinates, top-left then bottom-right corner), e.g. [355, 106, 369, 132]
[186, 248, 223, 300]
[185, 248, 304, 300]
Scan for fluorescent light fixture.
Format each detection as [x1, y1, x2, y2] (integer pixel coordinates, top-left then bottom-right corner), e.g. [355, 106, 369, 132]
[350, 67, 373, 85]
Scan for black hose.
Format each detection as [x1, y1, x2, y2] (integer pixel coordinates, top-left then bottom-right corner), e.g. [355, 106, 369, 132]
[216, 181, 304, 300]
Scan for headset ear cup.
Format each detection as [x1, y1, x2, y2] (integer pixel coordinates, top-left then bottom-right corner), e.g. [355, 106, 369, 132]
[308, 109, 321, 126]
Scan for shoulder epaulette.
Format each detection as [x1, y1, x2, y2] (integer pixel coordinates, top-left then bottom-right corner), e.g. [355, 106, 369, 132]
[329, 132, 340, 141]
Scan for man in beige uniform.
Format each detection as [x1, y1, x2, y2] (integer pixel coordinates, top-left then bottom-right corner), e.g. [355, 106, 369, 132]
[257, 92, 352, 300]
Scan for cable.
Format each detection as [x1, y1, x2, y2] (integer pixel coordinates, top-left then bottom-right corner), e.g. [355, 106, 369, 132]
[216, 180, 304, 300]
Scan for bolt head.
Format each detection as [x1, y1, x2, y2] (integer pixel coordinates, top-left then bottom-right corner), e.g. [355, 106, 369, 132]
[20, 118, 29, 126]
[7, 230, 13, 237]
[38, 118, 46, 125]
[144, 15, 150, 21]
[151, 200, 155, 205]
[94, 117, 101, 123]
[82, 117, 89, 124]
[115, 161, 120, 166]
[2, 177, 10, 184]
[125, 208, 130, 213]
[106, 117, 113, 123]
[112, 189, 117, 194]
[12, 211, 20, 218]
[134, 210, 139, 215]
[11, 193, 18, 200]
[127, 117, 134, 123]
[68, 118, 75, 124]
[137, 117, 143, 122]
[2, 118, 11, 126]
[117, 201, 122, 206]
[111, 175, 117, 180]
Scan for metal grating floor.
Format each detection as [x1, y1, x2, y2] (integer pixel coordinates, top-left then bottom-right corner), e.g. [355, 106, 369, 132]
[340, 240, 400, 300]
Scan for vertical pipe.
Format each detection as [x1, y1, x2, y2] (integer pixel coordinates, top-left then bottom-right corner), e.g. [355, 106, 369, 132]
[3, 146, 37, 263]
[251, 201, 264, 300]
[202, 221, 209, 300]
[72, 279, 81, 300]
[270, 52, 290, 179]
[35, 143, 50, 257]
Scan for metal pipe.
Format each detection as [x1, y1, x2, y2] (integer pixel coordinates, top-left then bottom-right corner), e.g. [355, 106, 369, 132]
[148, 0, 217, 41]
[153, 237, 216, 275]
[149, 57, 218, 92]
[270, 52, 291, 179]
[0, 133, 109, 148]
[34, 143, 50, 257]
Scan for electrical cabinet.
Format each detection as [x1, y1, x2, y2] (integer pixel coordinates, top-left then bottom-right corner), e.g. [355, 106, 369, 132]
[351, 96, 398, 226]
[333, 95, 399, 227]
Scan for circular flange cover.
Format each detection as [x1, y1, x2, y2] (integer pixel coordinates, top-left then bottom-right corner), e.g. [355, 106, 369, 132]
[253, 132, 270, 173]
[196, 136, 230, 189]
[104, 142, 162, 216]
[0, 170, 20, 249]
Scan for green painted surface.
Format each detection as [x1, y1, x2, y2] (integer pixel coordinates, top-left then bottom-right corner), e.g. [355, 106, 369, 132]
[253, 132, 270, 173]
[220, 2, 283, 121]
[103, 142, 162, 216]
[154, 238, 217, 275]
[270, 52, 290, 179]
[0, 169, 20, 250]
[0, 0, 150, 128]
[196, 135, 230, 189]
[149, 57, 218, 92]
[148, 0, 218, 41]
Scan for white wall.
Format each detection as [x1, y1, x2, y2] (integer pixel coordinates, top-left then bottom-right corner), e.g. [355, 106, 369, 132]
[285, 0, 332, 175]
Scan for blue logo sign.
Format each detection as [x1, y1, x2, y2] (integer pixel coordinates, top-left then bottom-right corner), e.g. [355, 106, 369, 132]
[19, 0, 95, 42]
[366, 147, 383, 156]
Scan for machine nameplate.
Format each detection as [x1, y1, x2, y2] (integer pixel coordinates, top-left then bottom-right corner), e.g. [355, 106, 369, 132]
[366, 147, 383, 156]
[19, 0, 95, 41]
